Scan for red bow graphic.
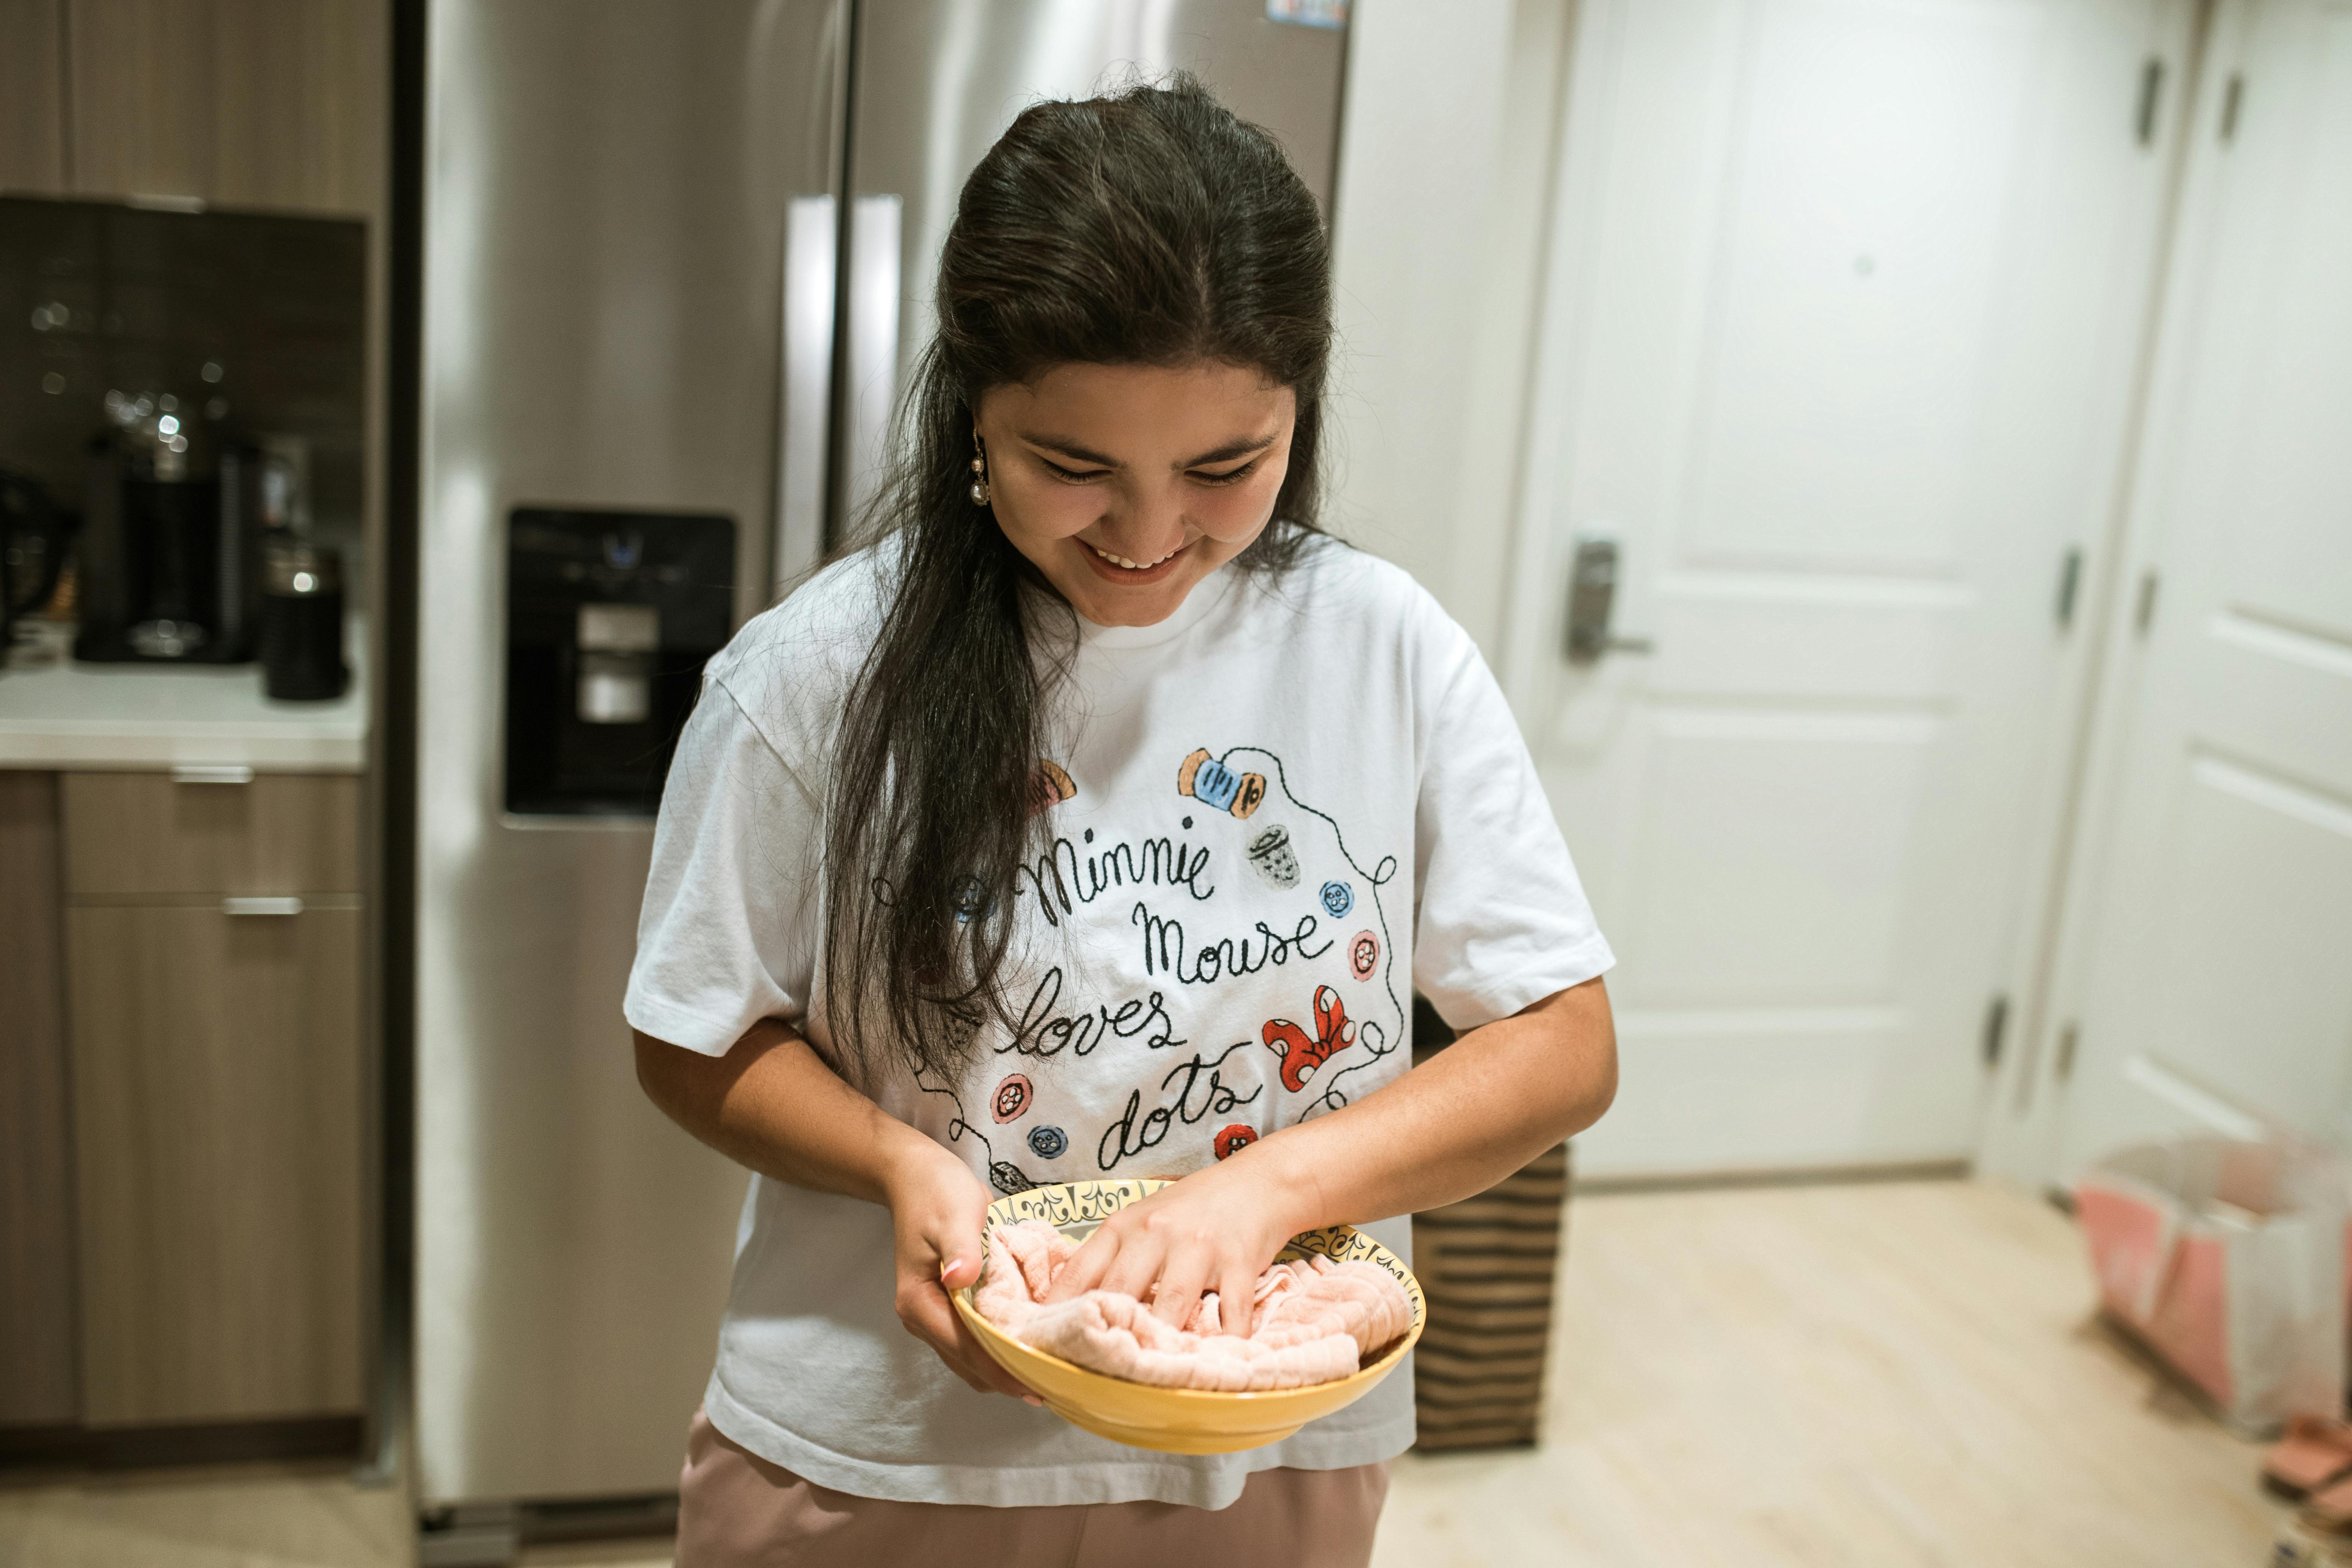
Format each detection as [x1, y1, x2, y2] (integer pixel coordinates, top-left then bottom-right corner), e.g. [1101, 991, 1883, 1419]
[1263, 984, 1357, 1093]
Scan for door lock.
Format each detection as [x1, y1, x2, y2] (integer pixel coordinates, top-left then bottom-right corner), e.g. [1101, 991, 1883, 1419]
[1565, 536, 1656, 663]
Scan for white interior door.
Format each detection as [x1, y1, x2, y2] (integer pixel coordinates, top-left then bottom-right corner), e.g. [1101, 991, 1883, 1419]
[1503, 0, 2195, 1177]
[2045, 0, 2352, 1174]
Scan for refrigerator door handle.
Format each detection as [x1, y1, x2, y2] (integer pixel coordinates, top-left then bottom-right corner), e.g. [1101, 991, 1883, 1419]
[844, 193, 903, 529]
[777, 194, 838, 585]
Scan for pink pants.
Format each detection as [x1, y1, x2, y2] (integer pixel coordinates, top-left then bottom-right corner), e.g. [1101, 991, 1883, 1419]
[675, 1408, 1390, 1567]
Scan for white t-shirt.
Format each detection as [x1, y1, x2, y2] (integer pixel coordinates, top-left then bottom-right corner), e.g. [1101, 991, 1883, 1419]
[624, 533, 1613, 1508]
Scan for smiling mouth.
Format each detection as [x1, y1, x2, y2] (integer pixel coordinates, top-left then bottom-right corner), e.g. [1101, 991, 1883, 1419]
[1086, 540, 1184, 571]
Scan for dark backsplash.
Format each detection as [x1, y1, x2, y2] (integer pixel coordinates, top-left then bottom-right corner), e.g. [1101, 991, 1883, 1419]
[0, 195, 365, 531]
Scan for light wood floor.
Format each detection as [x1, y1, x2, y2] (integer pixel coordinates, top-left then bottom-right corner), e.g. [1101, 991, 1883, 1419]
[1371, 1179, 2280, 1567]
[0, 1181, 2285, 1567]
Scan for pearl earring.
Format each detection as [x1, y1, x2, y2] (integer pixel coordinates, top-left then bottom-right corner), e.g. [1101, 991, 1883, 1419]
[969, 438, 990, 507]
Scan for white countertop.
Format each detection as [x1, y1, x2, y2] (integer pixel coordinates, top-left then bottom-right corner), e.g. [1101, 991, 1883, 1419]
[0, 619, 368, 772]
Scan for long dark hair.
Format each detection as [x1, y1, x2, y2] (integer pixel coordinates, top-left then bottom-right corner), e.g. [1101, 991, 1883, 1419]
[817, 75, 1334, 1083]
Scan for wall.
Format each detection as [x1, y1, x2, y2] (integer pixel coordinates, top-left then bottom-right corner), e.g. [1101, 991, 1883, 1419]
[1326, 0, 1576, 659]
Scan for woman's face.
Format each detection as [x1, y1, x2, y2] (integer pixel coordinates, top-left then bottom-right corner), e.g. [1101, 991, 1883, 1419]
[974, 360, 1296, 627]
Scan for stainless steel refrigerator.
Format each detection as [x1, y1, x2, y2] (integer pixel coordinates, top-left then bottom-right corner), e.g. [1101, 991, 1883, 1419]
[409, 0, 1348, 1534]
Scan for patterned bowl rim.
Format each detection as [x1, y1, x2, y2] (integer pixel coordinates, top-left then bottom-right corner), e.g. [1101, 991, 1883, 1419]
[955, 1178, 1426, 1404]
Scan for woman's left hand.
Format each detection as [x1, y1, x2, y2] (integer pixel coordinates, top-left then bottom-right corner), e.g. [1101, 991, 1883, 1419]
[1041, 1145, 1317, 1334]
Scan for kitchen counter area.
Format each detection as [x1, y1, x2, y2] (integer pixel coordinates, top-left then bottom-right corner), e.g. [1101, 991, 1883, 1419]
[2, 7, 387, 1471]
[0, 621, 368, 772]
[1, 623, 373, 1458]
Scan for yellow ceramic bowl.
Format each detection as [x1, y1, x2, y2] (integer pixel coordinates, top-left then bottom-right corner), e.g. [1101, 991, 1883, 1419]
[951, 1179, 1425, 1455]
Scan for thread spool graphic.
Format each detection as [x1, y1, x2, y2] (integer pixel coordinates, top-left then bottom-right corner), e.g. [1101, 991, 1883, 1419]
[1030, 758, 1076, 814]
[1176, 748, 1265, 819]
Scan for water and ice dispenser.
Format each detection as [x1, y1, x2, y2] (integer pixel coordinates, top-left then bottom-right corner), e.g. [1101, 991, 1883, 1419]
[504, 507, 735, 816]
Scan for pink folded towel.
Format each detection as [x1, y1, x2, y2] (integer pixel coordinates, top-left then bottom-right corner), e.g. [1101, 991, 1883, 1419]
[971, 1218, 1414, 1392]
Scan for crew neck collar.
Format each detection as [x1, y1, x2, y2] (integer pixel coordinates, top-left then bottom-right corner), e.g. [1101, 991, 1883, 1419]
[1073, 561, 1241, 651]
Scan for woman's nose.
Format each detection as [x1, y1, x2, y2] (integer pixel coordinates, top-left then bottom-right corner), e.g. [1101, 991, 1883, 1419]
[1103, 477, 1186, 551]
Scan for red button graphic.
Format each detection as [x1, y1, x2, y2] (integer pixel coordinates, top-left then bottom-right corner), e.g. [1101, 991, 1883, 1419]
[991, 1074, 1033, 1123]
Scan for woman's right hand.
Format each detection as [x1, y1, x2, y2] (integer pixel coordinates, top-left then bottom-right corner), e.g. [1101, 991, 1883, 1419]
[885, 1141, 1040, 1402]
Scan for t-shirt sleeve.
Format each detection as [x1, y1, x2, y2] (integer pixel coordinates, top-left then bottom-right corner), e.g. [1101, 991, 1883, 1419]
[1410, 620, 1614, 1032]
[624, 672, 822, 1056]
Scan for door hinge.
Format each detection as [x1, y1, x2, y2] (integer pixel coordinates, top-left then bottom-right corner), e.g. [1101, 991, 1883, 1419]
[2134, 569, 2161, 634]
[1981, 993, 2010, 1069]
[2055, 547, 2084, 630]
[2135, 56, 2166, 147]
[2221, 72, 2246, 143]
[2055, 1022, 2080, 1083]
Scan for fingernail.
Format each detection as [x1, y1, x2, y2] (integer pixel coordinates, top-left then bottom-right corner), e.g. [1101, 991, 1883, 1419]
[1022, 1394, 1044, 1407]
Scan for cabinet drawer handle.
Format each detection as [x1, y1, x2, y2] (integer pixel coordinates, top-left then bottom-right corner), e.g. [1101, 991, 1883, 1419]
[222, 896, 304, 917]
[173, 764, 255, 785]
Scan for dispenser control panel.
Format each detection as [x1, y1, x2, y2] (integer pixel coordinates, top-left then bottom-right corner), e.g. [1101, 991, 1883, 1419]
[504, 507, 735, 817]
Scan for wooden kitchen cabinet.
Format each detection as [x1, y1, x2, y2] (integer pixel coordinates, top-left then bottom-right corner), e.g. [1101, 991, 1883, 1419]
[0, 0, 384, 214]
[62, 770, 362, 898]
[0, 0, 68, 193]
[61, 771, 364, 1428]
[0, 771, 78, 1429]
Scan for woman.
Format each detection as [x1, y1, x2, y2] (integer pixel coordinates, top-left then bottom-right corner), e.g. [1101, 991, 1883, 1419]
[627, 76, 1617, 1565]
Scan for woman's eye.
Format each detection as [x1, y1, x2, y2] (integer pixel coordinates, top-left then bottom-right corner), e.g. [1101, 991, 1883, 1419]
[1189, 460, 1259, 487]
[1042, 459, 1108, 483]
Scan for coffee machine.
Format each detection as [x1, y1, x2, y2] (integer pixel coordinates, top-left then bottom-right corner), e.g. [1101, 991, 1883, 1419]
[72, 390, 272, 663]
[2, 195, 367, 668]
[503, 507, 736, 816]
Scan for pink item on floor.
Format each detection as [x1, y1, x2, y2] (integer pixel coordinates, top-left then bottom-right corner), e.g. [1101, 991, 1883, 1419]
[971, 1219, 1414, 1393]
[2075, 1136, 2352, 1434]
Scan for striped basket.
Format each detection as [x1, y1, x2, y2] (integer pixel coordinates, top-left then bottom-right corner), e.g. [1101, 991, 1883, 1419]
[1406, 996, 1571, 1452]
[1409, 1141, 1569, 1451]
